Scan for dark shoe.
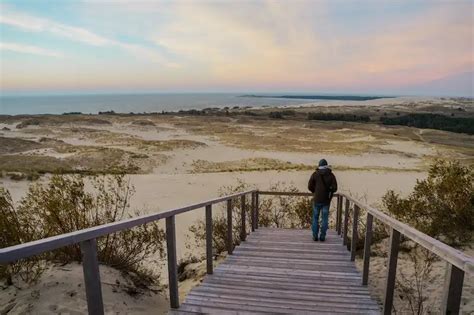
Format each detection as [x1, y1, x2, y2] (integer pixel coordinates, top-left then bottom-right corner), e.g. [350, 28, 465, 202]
[312, 236, 318, 241]
[319, 237, 326, 242]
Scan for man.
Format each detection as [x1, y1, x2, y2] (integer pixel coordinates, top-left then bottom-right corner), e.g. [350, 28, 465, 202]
[307, 159, 338, 241]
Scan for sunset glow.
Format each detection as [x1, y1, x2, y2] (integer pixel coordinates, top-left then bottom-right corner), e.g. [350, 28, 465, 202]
[1, 1, 473, 95]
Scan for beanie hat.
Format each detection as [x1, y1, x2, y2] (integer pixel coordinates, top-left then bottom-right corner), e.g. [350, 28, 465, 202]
[318, 159, 328, 167]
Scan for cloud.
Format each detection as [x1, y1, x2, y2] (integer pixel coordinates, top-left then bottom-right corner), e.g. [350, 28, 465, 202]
[0, 7, 176, 66]
[150, 1, 473, 90]
[0, 11, 110, 46]
[0, 42, 63, 58]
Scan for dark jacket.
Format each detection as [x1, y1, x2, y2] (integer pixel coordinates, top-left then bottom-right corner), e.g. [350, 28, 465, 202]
[308, 168, 338, 205]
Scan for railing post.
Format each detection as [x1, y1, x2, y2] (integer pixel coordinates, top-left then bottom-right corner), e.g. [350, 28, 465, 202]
[383, 228, 401, 315]
[362, 213, 373, 285]
[336, 195, 342, 235]
[205, 204, 213, 274]
[251, 192, 256, 232]
[227, 199, 233, 255]
[255, 191, 259, 229]
[166, 216, 179, 309]
[441, 263, 465, 314]
[240, 195, 246, 241]
[80, 239, 104, 315]
[350, 204, 359, 261]
[343, 198, 349, 246]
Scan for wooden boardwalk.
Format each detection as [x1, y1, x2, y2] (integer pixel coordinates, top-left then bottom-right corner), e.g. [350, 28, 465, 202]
[172, 228, 381, 314]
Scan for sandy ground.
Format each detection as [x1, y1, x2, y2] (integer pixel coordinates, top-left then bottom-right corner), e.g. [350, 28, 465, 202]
[1, 99, 473, 314]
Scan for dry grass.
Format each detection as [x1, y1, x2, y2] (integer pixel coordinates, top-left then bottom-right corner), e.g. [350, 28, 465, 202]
[191, 158, 314, 173]
[0, 137, 44, 154]
[190, 157, 423, 173]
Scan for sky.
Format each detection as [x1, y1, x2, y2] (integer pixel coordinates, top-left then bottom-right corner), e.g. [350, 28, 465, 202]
[0, 0, 473, 96]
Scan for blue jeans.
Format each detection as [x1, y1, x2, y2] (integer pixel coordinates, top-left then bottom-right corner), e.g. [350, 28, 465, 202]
[312, 203, 329, 240]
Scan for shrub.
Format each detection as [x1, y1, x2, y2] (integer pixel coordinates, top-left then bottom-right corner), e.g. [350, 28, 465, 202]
[380, 113, 474, 135]
[189, 180, 252, 256]
[382, 160, 474, 246]
[307, 112, 370, 122]
[0, 188, 45, 284]
[188, 181, 315, 256]
[1, 175, 166, 287]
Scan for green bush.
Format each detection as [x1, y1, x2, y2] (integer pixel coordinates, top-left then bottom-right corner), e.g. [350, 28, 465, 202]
[189, 181, 314, 256]
[0, 175, 166, 287]
[382, 160, 474, 246]
[380, 113, 474, 135]
[307, 112, 370, 122]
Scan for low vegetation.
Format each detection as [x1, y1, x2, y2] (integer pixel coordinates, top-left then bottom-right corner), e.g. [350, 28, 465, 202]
[191, 158, 313, 173]
[381, 113, 474, 135]
[307, 112, 370, 122]
[189, 181, 314, 256]
[0, 175, 166, 288]
[383, 159, 473, 246]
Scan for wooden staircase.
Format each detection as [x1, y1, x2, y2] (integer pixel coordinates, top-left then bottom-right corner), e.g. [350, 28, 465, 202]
[171, 228, 380, 314]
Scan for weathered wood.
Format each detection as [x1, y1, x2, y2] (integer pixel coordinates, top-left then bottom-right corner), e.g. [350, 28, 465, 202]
[257, 191, 313, 196]
[240, 195, 246, 241]
[179, 228, 380, 314]
[383, 228, 400, 315]
[166, 216, 179, 309]
[251, 192, 256, 232]
[362, 213, 373, 285]
[80, 239, 104, 315]
[226, 199, 233, 255]
[206, 204, 213, 274]
[350, 205, 359, 261]
[336, 196, 342, 235]
[342, 193, 474, 274]
[441, 263, 465, 314]
[0, 189, 257, 264]
[343, 198, 350, 246]
[3, 190, 473, 277]
[255, 192, 259, 229]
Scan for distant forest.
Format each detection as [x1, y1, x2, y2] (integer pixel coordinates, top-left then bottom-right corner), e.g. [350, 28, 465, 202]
[381, 113, 474, 135]
[307, 112, 370, 122]
[241, 95, 393, 101]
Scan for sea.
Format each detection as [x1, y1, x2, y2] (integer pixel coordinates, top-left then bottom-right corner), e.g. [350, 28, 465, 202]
[0, 93, 323, 116]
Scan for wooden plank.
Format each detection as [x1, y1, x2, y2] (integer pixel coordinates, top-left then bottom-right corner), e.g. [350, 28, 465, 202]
[251, 192, 256, 232]
[179, 227, 382, 315]
[166, 216, 179, 309]
[0, 189, 257, 264]
[183, 297, 379, 314]
[255, 192, 259, 229]
[177, 304, 272, 315]
[210, 270, 365, 287]
[206, 204, 213, 275]
[187, 291, 379, 310]
[193, 282, 378, 308]
[214, 265, 362, 281]
[362, 213, 373, 285]
[342, 193, 474, 274]
[336, 195, 342, 235]
[226, 199, 233, 255]
[343, 198, 350, 246]
[240, 195, 246, 241]
[257, 191, 313, 196]
[382, 228, 400, 315]
[441, 263, 465, 314]
[350, 205, 360, 261]
[204, 277, 372, 294]
[80, 239, 104, 315]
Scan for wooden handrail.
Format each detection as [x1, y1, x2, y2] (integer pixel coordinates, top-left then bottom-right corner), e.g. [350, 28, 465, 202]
[341, 193, 474, 274]
[258, 190, 473, 314]
[0, 189, 256, 264]
[259, 191, 474, 274]
[2, 189, 472, 315]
